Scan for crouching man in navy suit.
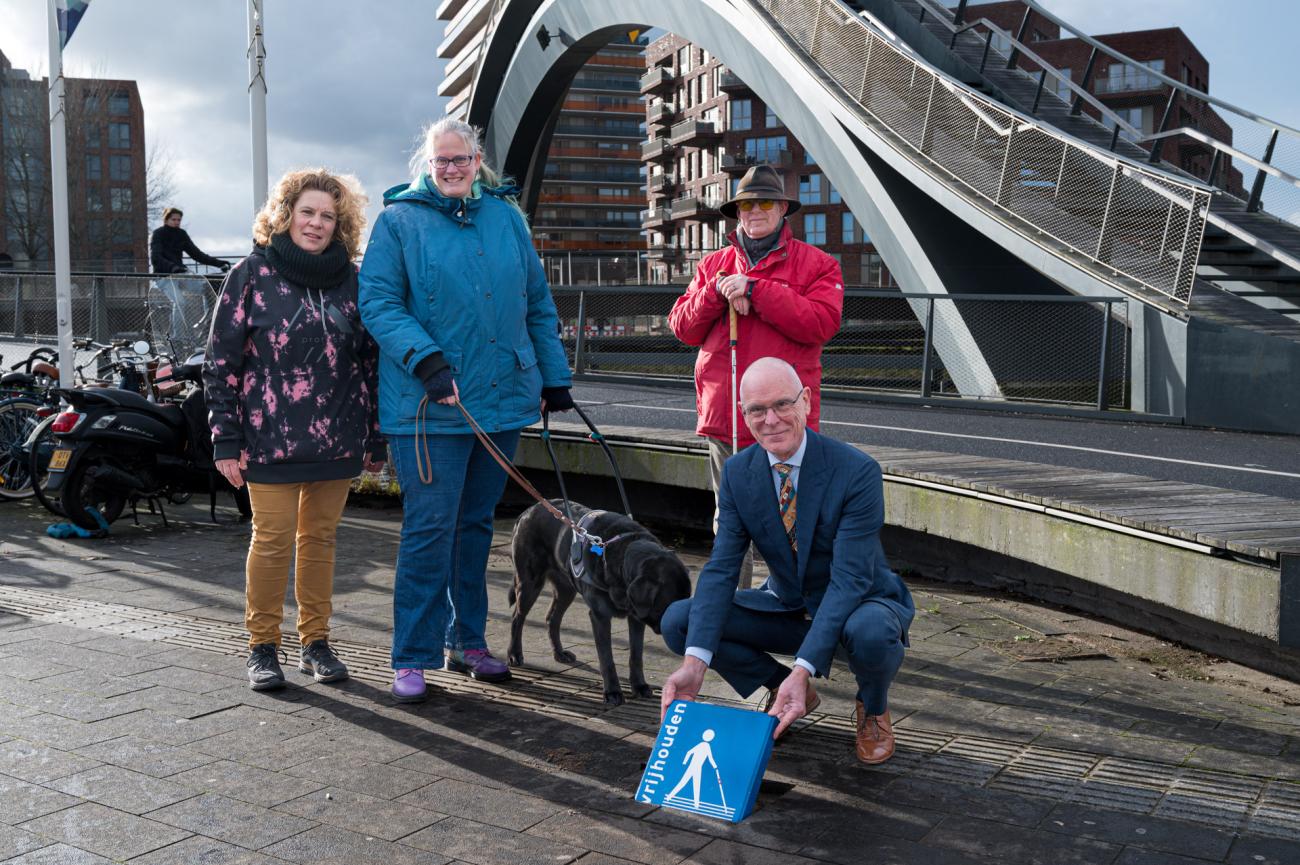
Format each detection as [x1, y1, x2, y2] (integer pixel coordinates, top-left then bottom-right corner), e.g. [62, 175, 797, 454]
[660, 357, 914, 765]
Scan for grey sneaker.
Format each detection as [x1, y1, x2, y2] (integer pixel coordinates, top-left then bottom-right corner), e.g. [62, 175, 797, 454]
[247, 643, 286, 691]
[299, 640, 349, 684]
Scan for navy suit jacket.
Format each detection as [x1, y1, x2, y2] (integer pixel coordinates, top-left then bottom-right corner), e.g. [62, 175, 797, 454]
[686, 429, 914, 675]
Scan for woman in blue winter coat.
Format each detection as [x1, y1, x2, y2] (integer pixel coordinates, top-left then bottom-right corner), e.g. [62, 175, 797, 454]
[359, 117, 573, 703]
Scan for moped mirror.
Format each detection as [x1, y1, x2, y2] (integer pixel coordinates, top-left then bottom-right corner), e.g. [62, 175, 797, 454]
[132, 340, 151, 356]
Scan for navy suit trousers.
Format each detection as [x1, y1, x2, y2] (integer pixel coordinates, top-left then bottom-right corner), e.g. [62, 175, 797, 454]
[661, 596, 904, 715]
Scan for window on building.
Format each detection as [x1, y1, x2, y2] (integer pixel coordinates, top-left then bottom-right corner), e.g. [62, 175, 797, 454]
[1054, 68, 1072, 102]
[82, 94, 101, 114]
[804, 150, 818, 165]
[86, 155, 102, 181]
[729, 100, 752, 131]
[677, 46, 691, 74]
[842, 212, 855, 244]
[111, 221, 132, 244]
[765, 105, 780, 127]
[829, 184, 841, 204]
[1102, 105, 1145, 134]
[804, 212, 826, 245]
[799, 174, 822, 205]
[109, 154, 131, 181]
[108, 122, 130, 149]
[108, 91, 130, 115]
[86, 188, 103, 211]
[744, 135, 787, 163]
[85, 125, 100, 149]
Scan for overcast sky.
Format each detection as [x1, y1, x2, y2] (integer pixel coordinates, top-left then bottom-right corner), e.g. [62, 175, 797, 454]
[0, 0, 1295, 256]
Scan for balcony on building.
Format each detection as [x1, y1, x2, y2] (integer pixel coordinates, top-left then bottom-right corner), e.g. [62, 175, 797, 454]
[670, 195, 721, 219]
[647, 101, 677, 128]
[641, 137, 675, 162]
[641, 206, 672, 228]
[640, 66, 676, 95]
[648, 172, 677, 194]
[668, 119, 722, 146]
[645, 241, 680, 260]
[719, 69, 753, 94]
[721, 150, 793, 174]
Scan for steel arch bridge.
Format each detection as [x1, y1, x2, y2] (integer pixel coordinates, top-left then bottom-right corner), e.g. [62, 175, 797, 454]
[463, 0, 1300, 434]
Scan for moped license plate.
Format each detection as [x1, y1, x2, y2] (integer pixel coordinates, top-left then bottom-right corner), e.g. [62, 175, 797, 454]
[48, 449, 72, 472]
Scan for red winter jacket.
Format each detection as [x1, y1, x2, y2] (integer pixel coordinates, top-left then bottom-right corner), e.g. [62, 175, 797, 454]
[668, 223, 843, 449]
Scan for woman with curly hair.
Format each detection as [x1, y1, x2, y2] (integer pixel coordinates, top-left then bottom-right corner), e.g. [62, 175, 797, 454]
[204, 168, 386, 691]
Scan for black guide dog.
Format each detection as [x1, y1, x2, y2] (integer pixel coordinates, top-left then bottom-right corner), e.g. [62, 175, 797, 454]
[508, 500, 692, 705]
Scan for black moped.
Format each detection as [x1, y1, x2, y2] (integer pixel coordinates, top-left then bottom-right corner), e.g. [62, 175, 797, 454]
[42, 342, 249, 530]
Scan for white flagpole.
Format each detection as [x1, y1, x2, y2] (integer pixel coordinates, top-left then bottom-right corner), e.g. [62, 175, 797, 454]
[247, 0, 268, 218]
[47, 0, 75, 387]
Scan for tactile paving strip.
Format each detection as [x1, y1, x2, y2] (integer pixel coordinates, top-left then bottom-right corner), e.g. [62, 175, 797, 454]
[2, 583, 1299, 839]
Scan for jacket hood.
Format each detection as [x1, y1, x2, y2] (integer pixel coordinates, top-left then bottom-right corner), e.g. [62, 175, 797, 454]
[382, 174, 522, 224]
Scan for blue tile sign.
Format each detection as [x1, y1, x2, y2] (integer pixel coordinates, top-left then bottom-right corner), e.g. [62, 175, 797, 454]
[636, 700, 778, 823]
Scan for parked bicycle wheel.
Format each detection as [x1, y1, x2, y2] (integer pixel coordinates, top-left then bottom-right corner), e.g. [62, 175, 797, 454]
[0, 398, 41, 498]
[25, 414, 63, 516]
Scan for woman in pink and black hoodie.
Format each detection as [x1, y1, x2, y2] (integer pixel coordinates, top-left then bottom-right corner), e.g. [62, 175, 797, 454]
[204, 168, 384, 692]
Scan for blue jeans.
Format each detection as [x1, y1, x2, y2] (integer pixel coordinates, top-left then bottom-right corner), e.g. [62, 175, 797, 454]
[661, 597, 905, 715]
[388, 430, 520, 670]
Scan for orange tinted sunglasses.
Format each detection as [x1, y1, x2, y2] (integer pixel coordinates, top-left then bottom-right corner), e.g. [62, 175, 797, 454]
[736, 199, 778, 212]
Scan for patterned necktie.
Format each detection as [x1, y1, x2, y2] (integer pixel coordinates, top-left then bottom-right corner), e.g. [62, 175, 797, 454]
[774, 462, 797, 553]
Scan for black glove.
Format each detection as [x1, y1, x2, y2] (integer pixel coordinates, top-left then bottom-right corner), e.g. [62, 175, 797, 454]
[219, 261, 232, 272]
[415, 352, 455, 402]
[541, 386, 574, 413]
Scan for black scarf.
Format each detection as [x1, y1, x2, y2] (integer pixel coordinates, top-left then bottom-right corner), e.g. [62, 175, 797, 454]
[739, 221, 785, 266]
[265, 232, 351, 290]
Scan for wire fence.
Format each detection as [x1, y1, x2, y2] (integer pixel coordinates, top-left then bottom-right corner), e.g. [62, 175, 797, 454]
[553, 286, 1130, 410]
[0, 274, 1130, 411]
[0, 272, 221, 364]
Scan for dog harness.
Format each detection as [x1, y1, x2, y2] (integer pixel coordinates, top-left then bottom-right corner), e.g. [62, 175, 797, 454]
[568, 510, 637, 591]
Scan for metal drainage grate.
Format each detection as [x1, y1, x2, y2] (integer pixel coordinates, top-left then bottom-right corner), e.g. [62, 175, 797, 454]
[2, 584, 1300, 840]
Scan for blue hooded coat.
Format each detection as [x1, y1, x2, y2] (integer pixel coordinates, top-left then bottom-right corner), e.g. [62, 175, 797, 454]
[358, 176, 571, 435]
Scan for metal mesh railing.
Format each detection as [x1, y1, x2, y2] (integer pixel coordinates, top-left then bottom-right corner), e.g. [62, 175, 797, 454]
[749, 0, 1211, 304]
[0, 272, 220, 362]
[554, 287, 1131, 410]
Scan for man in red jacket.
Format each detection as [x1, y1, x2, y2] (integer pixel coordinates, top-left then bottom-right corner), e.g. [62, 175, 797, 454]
[668, 164, 844, 587]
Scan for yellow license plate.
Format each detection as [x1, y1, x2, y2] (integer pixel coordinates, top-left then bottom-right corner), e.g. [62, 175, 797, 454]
[48, 449, 72, 471]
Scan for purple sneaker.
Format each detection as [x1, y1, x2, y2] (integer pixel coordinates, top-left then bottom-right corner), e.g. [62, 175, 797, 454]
[391, 668, 427, 703]
[446, 648, 512, 683]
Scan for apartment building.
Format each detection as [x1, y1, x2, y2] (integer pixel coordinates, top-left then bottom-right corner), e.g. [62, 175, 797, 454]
[0, 49, 148, 271]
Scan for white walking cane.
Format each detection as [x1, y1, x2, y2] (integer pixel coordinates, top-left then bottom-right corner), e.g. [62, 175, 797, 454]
[729, 304, 738, 456]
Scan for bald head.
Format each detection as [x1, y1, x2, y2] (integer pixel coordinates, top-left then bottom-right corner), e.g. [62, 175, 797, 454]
[740, 357, 809, 460]
[739, 357, 801, 401]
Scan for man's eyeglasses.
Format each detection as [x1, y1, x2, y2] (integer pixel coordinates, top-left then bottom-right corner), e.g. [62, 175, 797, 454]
[432, 155, 475, 170]
[737, 199, 778, 213]
[742, 393, 803, 421]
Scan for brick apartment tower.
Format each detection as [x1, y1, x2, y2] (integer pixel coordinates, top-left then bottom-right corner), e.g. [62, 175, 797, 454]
[0, 49, 148, 271]
[436, 3, 647, 275]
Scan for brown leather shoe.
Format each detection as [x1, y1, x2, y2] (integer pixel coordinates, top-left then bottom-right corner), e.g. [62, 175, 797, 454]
[854, 701, 895, 765]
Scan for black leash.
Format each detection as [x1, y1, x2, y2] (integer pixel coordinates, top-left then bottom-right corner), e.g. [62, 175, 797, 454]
[542, 403, 633, 521]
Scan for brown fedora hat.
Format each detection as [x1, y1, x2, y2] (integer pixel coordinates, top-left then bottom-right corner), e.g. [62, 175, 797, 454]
[719, 164, 801, 219]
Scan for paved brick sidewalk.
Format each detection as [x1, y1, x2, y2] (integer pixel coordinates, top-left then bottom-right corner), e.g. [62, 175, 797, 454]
[1, 497, 1299, 864]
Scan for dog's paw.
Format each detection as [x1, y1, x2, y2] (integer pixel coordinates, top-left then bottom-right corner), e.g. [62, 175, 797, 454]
[604, 690, 626, 706]
[632, 683, 654, 700]
[507, 650, 524, 667]
[553, 649, 577, 664]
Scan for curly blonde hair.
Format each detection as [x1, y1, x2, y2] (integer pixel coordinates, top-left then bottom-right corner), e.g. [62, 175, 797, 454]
[252, 168, 368, 258]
